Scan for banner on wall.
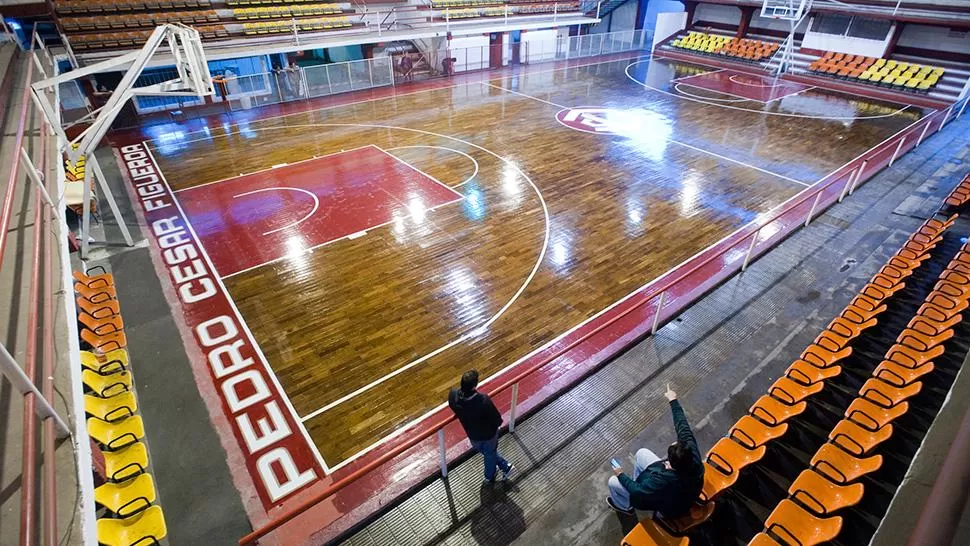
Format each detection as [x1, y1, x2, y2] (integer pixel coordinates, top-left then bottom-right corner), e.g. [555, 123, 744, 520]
[653, 11, 688, 50]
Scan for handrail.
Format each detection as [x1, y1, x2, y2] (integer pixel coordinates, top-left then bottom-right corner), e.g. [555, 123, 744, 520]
[0, 43, 33, 269]
[239, 84, 949, 546]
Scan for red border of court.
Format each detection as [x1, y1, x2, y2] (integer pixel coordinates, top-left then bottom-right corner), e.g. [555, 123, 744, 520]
[106, 51, 967, 545]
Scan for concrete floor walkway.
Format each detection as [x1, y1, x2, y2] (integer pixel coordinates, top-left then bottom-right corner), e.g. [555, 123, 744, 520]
[338, 114, 970, 546]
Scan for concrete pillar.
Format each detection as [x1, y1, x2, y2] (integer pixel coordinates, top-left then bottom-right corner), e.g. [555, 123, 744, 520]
[738, 6, 755, 38]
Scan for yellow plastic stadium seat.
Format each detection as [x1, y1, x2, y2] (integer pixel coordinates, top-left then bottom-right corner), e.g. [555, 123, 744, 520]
[85, 391, 138, 422]
[82, 369, 132, 398]
[88, 415, 145, 450]
[104, 442, 149, 482]
[81, 349, 129, 375]
[873, 58, 885, 68]
[95, 474, 157, 517]
[97, 505, 167, 546]
[904, 78, 919, 90]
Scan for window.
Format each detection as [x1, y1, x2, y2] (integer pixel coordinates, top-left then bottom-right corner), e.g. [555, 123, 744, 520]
[811, 14, 852, 35]
[847, 18, 892, 41]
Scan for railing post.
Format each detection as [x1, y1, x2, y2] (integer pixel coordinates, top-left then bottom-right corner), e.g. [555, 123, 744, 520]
[651, 291, 666, 335]
[849, 162, 866, 195]
[509, 383, 519, 433]
[938, 107, 951, 133]
[326, 64, 333, 95]
[437, 429, 448, 478]
[889, 137, 906, 167]
[916, 120, 930, 147]
[838, 170, 854, 202]
[742, 229, 759, 271]
[368, 60, 374, 88]
[805, 191, 823, 227]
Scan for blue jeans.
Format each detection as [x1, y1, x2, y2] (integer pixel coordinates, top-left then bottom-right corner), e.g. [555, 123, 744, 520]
[470, 434, 511, 481]
[608, 448, 661, 512]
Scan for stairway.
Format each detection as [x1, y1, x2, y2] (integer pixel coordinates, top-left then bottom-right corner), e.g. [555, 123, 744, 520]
[587, 0, 628, 20]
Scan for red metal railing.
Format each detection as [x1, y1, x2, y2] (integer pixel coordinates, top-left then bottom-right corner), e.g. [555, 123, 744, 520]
[0, 34, 68, 546]
[239, 94, 966, 545]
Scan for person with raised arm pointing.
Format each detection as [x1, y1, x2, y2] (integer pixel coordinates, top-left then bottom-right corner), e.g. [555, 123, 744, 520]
[606, 384, 705, 517]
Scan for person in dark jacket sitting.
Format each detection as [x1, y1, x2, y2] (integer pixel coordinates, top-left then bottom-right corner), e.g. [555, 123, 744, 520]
[607, 384, 705, 517]
[448, 370, 515, 484]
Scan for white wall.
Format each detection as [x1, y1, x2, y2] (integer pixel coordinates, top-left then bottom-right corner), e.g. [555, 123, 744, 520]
[591, 1, 637, 35]
[801, 18, 893, 57]
[449, 34, 490, 72]
[693, 3, 739, 26]
[523, 29, 559, 62]
[898, 24, 970, 55]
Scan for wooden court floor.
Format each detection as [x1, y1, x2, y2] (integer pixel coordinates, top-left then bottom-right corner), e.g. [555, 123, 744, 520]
[145, 56, 930, 467]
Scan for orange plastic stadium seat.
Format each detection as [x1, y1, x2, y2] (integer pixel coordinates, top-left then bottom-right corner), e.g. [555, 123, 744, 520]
[903, 238, 937, 255]
[81, 328, 128, 352]
[788, 469, 864, 515]
[811, 443, 883, 484]
[869, 273, 904, 293]
[887, 255, 922, 273]
[896, 327, 953, 352]
[829, 419, 892, 456]
[75, 282, 117, 304]
[908, 313, 961, 336]
[620, 519, 687, 546]
[730, 415, 788, 449]
[828, 316, 876, 340]
[917, 302, 962, 324]
[751, 395, 807, 426]
[79, 311, 125, 335]
[787, 360, 842, 386]
[846, 294, 888, 320]
[877, 263, 909, 283]
[896, 246, 930, 263]
[814, 330, 848, 352]
[925, 291, 968, 315]
[749, 533, 783, 546]
[860, 378, 921, 407]
[701, 439, 767, 501]
[934, 280, 970, 301]
[74, 266, 114, 289]
[845, 398, 908, 430]
[939, 269, 970, 289]
[945, 261, 970, 276]
[875, 359, 934, 387]
[801, 345, 851, 369]
[765, 499, 842, 546]
[769, 376, 824, 405]
[859, 283, 894, 304]
[656, 501, 716, 534]
[887, 343, 944, 369]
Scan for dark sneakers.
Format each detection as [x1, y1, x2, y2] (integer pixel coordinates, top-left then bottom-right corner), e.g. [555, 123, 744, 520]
[607, 497, 635, 516]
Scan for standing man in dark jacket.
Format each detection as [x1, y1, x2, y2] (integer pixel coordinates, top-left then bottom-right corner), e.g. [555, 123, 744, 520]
[607, 384, 704, 517]
[448, 370, 515, 483]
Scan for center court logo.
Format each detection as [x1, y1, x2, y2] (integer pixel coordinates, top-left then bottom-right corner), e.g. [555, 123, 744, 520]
[555, 107, 623, 134]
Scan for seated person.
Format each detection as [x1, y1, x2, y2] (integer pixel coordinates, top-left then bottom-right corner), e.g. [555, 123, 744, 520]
[607, 384, 704, 517]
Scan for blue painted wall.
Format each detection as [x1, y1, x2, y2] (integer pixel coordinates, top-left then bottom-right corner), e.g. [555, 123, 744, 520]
[641, 0, 686, 33]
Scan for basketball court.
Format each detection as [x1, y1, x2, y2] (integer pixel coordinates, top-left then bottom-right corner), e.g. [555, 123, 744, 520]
[112, 50, 938, 492]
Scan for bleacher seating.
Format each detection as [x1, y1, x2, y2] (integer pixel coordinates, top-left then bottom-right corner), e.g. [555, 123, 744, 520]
[233, 3, 342, 19]
[57, 0, 211, 12]
[621, 177, 970, 544]
[671, 31, 778, 63]
[241, 16, 352, 35]
[809, 51, 945, 94]
[74, 266, 169, 546]
[432, 0, 503, 7]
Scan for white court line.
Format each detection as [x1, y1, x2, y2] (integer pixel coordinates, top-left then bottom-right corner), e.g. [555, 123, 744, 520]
[232, 187, 320, 236]
[150, 52, 654, 147]
[384, 145, 480, 187]
[373, 144, 466, 199]
[295, 122, 550, 425]
[674, 82, 753, 103]
[485, 80, 810, 187]
[142, 142, 334, 474]
[319, 92, 941, 471]
[728, 74, 788, 88]
[670, 68, 725, 82]
[625, 59, 913, 121]
[651, 53, 924, 113]
[172, 144, 374, 193]
[482, 81, 565, 108]
[220, 195, 466, 280]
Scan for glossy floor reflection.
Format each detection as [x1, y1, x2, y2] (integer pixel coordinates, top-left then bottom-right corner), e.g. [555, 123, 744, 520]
[145, 56, 928, 466]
